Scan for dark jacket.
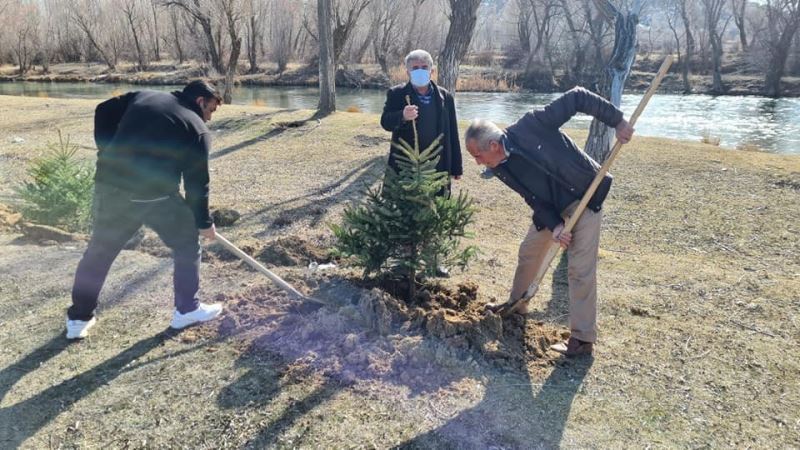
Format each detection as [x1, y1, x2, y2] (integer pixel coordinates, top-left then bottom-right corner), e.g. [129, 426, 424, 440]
[380, 81, 463, 177]
[93, 90, 213, 229]
[493, 87, 623, 232]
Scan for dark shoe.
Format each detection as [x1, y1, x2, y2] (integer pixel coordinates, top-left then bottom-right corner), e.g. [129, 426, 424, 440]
[550, 337, 593, 357]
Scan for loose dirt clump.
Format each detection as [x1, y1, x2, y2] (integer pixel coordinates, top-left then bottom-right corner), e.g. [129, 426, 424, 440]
[129, 232, 172, 258]
[211, 208, 241, 227]
[353, 134, 389, 147]
[350, 276, 566, 369]
[254, 236, 331, 267]
[204, 275, 565, 393]
[0, 203, 87, 243]
[771, 174, 800, 191]
[0, 203, 22, 232]
[17, 222, 87, 244]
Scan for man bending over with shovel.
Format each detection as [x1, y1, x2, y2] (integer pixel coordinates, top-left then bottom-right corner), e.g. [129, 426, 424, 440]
[66, 80, 224, 339]
[465, 87, 634, 356]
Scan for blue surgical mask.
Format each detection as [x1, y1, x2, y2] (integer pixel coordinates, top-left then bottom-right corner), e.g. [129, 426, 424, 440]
[410, 69, 431, 87]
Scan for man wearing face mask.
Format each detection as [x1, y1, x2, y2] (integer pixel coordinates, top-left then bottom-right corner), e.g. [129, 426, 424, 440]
[66, 80, 224, 340]
[380, 49, 463, 189]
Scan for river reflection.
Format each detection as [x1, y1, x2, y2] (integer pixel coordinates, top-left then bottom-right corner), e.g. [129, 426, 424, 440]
[1, 81, 798, 155]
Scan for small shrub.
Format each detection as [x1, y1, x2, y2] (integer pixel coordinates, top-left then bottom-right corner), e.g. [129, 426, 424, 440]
[16, 130, 95, 232]
[331, 105, 478, 300]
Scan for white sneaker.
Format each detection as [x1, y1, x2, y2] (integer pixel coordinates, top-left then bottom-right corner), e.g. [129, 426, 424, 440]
[170, 302, 223, 330]
[66, 317, 97, 340]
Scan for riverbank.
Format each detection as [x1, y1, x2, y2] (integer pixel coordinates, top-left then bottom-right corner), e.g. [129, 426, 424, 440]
[1, 95, 798, 447]
[3, 59, 800, 97]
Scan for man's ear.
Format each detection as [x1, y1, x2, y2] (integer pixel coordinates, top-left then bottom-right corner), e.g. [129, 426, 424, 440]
[195, 97, 205, 108]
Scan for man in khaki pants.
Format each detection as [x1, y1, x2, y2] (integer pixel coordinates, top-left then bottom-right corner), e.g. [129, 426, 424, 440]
[465, 87, 634, 356]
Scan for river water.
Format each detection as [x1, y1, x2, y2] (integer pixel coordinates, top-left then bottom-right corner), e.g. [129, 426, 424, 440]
[2, 81, 799, 155]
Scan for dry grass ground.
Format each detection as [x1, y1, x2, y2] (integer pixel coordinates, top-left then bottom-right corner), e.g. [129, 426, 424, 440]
[0, 95, 799, 448]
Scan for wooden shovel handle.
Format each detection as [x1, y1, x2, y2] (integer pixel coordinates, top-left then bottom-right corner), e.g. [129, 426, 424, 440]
[215, 233, 327, 305]
[496, 55, 674, 317]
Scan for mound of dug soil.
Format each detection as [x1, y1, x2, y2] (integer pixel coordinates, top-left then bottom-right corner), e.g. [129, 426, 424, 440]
[204, 235, 331, 267]
[374, 280, 568, 365]
[125, 232, 332, 268]
[0, 203, 22, 232]
[202, 276, 568, 390]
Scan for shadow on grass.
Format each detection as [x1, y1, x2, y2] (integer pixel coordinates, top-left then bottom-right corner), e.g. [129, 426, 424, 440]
[246, 155, 385, 234]
[396, 350, 594, 448]
[0, 330, 173, 447]
[212, 278, 584, 447]
[209, 111, 314, 161]
[0, 246, 170, 324]
[530, 251, 570, 326]
[0, 335, 68, 404]
[217, 343, 340, 448]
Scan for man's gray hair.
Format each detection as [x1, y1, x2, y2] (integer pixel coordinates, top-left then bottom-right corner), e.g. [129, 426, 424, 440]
[465, 119, 504, 151]
[404, 49, 434, 69]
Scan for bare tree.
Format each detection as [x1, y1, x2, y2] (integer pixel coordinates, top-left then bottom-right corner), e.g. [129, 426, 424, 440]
[270, 0, 301, 73]
[70, 0, 117, 70]
[439, 0, 482, 91]
[764, 0, 800, 96]
[220, 0, 242, 103]
[121, 0, 148, 70]
[243, 0, 266, 73]
[162, 0, 224, 73]
[677, 0, 696, 93]
[318, 0, 336, 114]
[38, 0, 58, 72]
[664, 0, 689, 92]
[370, 0, 402, 74]
[557, 0, 591, 83]
[11, 1, 39, 74]
[523, 0, 558, 79]
[168, 7, 185, 63]
[583, 0, 611, 72]
[731, 0, 748, 51]
[515, 0, 534, 54]
[584, 0, 646, 163]
[150, 0, 162, 61]
[402, 0, 428, 57]
[333, 0, 371, 64]
[701, 0, 730, 94]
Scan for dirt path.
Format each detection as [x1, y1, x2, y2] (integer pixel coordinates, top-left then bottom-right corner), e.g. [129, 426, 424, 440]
[1, 95, 798, 447]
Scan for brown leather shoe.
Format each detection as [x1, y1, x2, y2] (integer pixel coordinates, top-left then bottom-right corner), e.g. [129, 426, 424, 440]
[550, 337, 593, 357]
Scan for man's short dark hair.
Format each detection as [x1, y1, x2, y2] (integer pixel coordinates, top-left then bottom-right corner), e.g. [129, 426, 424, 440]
[183, 79, 223, 103]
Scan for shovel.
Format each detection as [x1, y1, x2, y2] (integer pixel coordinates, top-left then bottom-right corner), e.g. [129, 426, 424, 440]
[486, 55, 674, 318]
[215, 233, 331, 306]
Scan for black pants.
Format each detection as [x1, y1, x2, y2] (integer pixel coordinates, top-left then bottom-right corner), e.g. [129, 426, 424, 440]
[68, 183, 201, 320]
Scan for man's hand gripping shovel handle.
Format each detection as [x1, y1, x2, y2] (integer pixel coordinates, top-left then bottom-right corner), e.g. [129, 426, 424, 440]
[486, 55, 674, 318]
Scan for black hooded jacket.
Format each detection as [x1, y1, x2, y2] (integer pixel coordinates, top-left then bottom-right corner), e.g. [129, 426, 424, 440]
[93, 90, 213, 229]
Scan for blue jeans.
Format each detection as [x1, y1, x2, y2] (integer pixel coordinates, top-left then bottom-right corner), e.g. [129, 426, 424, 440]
[68, 183, 201, 320]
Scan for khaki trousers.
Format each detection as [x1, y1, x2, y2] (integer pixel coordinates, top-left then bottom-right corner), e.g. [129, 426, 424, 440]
[510, 202, 603, 342]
